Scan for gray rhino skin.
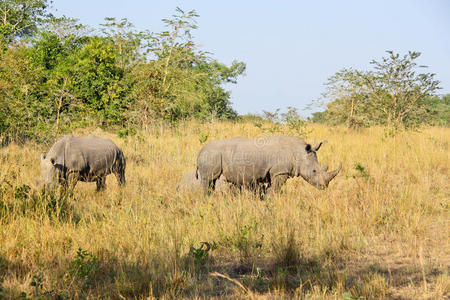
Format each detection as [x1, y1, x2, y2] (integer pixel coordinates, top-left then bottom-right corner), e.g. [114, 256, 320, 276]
[176, 170, 230, 192]
[196, 135, 341, 194]
[39, 136, 126, 191]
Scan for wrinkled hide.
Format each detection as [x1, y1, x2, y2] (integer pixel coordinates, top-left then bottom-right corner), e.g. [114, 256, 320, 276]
[39, 136, 126, 191]
[196, 135, 341, 194]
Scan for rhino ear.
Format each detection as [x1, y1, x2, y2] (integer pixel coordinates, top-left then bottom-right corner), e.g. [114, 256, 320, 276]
[312, 142, 323, 152]
[312, 140, 327, 152]
[305, 144, 312, 152]
[40, 153, 46, 161]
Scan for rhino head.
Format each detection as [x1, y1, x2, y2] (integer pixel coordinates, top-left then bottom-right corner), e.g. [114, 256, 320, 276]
[37, 153, 60, 189]
[297, 141, 342, 189]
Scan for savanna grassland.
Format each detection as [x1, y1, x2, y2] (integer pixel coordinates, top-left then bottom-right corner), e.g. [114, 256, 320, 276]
[0, 122, 448, 299]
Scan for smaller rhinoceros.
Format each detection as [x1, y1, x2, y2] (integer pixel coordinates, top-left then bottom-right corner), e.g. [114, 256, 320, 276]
[177, 170, 230, 193]
[39, 136, 126, 191]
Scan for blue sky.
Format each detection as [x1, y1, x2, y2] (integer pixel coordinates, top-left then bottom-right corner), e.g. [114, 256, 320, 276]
[51, 0, 450, 116]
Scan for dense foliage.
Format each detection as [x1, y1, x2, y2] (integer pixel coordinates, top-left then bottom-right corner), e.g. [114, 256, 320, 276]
[0, 4, 245, 142]
[311, 51, 448, 130]
[0, 0, 52, 43]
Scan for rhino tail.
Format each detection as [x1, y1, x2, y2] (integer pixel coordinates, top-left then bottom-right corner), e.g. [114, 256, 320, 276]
[121, 150, 126, 170]
[116, 149, 126, 186]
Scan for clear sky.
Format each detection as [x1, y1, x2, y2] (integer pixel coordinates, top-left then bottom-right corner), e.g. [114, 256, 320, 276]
[50, 0, 450, 116]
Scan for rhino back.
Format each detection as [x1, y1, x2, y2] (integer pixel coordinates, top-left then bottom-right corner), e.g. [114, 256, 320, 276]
[222, 138, 288, 184]
[69, 136, 121, 172]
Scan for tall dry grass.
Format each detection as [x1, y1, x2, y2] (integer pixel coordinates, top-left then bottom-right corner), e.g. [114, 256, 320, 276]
[0, 122, 448, 299]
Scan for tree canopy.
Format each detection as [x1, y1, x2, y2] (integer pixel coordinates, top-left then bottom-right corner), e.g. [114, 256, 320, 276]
[0, 5, 246, 142]
[314, 51, 444, 130]
[0, 0, 52, 43]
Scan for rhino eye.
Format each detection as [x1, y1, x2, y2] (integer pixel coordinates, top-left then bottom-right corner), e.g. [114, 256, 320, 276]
[313, 169, 316, 173]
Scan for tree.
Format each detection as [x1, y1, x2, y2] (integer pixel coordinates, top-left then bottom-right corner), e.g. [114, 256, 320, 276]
[308, 111, 327, 124]
[365, 51, 441, 129]
[70, 36, 129, 125]
[322, 68, 374, 128]
[127, 8, 245, 124]
[30, 26, 87, 131]
[425, 94, 450, 126]
[0, 0, 52, 43]
[321, 51, 441, 130]
[0, 7, 247, 141]
[0, 43, 47, 141]
[100, 17, 143, 69]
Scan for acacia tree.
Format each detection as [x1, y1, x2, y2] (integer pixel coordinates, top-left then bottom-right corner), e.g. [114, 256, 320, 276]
[365, 51, 440, 129]
[100, 17, 143, 70]
[322, 51, 441, 130]
[323, 68, 373, 128]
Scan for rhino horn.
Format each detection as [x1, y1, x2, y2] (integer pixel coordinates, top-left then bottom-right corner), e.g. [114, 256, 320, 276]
[324, 163, 342, 185]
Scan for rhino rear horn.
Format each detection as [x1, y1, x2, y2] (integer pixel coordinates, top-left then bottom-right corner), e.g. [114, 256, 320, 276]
[322, 165, 329, 172]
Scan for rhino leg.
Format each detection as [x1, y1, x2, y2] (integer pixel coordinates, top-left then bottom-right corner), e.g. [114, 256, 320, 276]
[200, 169, 221, 195]
[66, 173, 79, 192]
[115, 169, 125, 186]
[254, 183, 268, 199]
[96, 176, 106, 191]
[242, 182, 267, 199]
[201, 178, 216, 194]
[267, 174, 289, 195]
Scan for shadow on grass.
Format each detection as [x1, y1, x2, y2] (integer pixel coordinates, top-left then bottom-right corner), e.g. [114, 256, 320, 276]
[347, 261, 445, 298]
[1, 243, 446, 299]
[0, 256, 33, 299]
[58, 235, 334, 298]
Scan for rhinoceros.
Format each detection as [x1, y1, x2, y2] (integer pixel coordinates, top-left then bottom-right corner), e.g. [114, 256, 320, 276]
[39, 136, 126, 191]
[176, 170, 230, 192]
[196, 135, 341, 194]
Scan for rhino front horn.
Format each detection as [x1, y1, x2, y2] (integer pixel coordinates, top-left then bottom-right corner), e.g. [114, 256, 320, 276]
[325, 163, 342, 184]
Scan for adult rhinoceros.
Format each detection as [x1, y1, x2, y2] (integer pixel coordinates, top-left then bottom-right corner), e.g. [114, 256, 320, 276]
[39, 136, 126, 191]
[196, 135, 341, 194]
